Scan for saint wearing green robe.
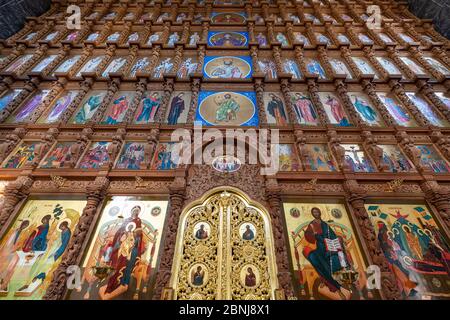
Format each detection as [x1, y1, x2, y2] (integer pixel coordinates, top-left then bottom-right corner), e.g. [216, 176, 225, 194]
[215, 94, 240, 123]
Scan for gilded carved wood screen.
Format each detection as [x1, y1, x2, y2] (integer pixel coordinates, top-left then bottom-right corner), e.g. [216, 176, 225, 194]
[170, 189, 279, 300]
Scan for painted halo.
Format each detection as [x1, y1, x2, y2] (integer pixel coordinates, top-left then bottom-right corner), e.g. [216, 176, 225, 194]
[204, 56, 252, 79]
[198, 91, 256, 126]
[208, 31, 248, 47]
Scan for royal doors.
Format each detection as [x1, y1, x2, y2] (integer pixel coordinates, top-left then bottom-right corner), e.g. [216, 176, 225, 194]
[169, 188, 279, 300]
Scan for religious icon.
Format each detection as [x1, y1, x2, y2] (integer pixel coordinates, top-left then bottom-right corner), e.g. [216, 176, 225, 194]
[358, 33, 373, 44]
[177, 58, 198, 78]
[176, 13, 187, 23]
[337, 33, 351, 45]
[319, 92, 351, 126]
[276, 32, 289, 46]
[378, 33, 394, 44]
[65, 31, 79, 42]
[189, 264, 207, 287]
[102, 57, 127, 77]
[366, 203, 450, 299]
[377, 93, 417, 127]
[23, 32, 37, 41]
[115, 142, 146, 170]
[399, 33, 415, 44]
[436, 92, 450, 111]
[39, 142, 77, 169]
[43, 31, 59, 42]
[106, 32, 120, 42]
[415, 145, 450, 173]
[208, 31, 248, 47]
[102, 92, 135, 125]
[134, 92, 162, 124]
[240, 265, 259, 288]
[103, 11, 117, 20]
[283, 59, 302, 79]
[147, 32, 161, 45]
[156, 12, 169, 23]
[264, 92, 288, 125]
[212, 155, 241, 173]
[129, 57, 150, 77]
[76, 56, 105, 77]
[0, 90, 22, 112]
[126, 32, 139, 43]
[378, 144, 415, 173]
[166, 92, 190, 125]
[54, 55, 81, 74]
[304, 144, 337, 172]
[278, 144, 300, 171]
[306, 59, 327, 79]
[342, 144, 375, 172]
[376, 57, 402, 75]
[189, 32, 200, 46]
[257, 59, 277, 79]
[0, 199, 85, 299]
[31, 55, 58, 73]
[40, 90, 78, 123]
[2, 142, 38, 169]
[5, 55, 33, 73]
[349, 93, 384, 126]
[284, 203, 372, 300]
[423, 57, 450, 75]
[204, 56, 251, 79]
[210, 12, 246, 24]
[196, 91, 258, 126]
[352, 57, 379, 79]
[406, 92, 448, 127]
[167, 32, 180, 46]
[315, 32, 331, 45]
[153, 58, 173, 78]
[239, 223, 256, 241]
[293, 32, 310, 45]
[290, 92, 319, 125]
[255, 32, 268, 46]
[330, 58, 353, 79]
[150, 143, 180, 170]
[72, 91, 106, 124]
[399, 57, 427, 75]
[68, 198, 169, 300]
[78, 141, 111, 169]
[193, 222, 210, 240]
[8, 90, 50, 124]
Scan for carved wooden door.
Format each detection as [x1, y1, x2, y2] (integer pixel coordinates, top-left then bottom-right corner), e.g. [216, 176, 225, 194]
[171, 190, 278, 300]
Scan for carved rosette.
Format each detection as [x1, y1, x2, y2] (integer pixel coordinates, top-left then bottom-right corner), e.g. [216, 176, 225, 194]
[343, 180, 403, 300]
[43, 177, 110, 300]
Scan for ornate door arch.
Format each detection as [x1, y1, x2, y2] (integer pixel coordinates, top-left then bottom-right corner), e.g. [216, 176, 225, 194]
[169, 187, 279, 300]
